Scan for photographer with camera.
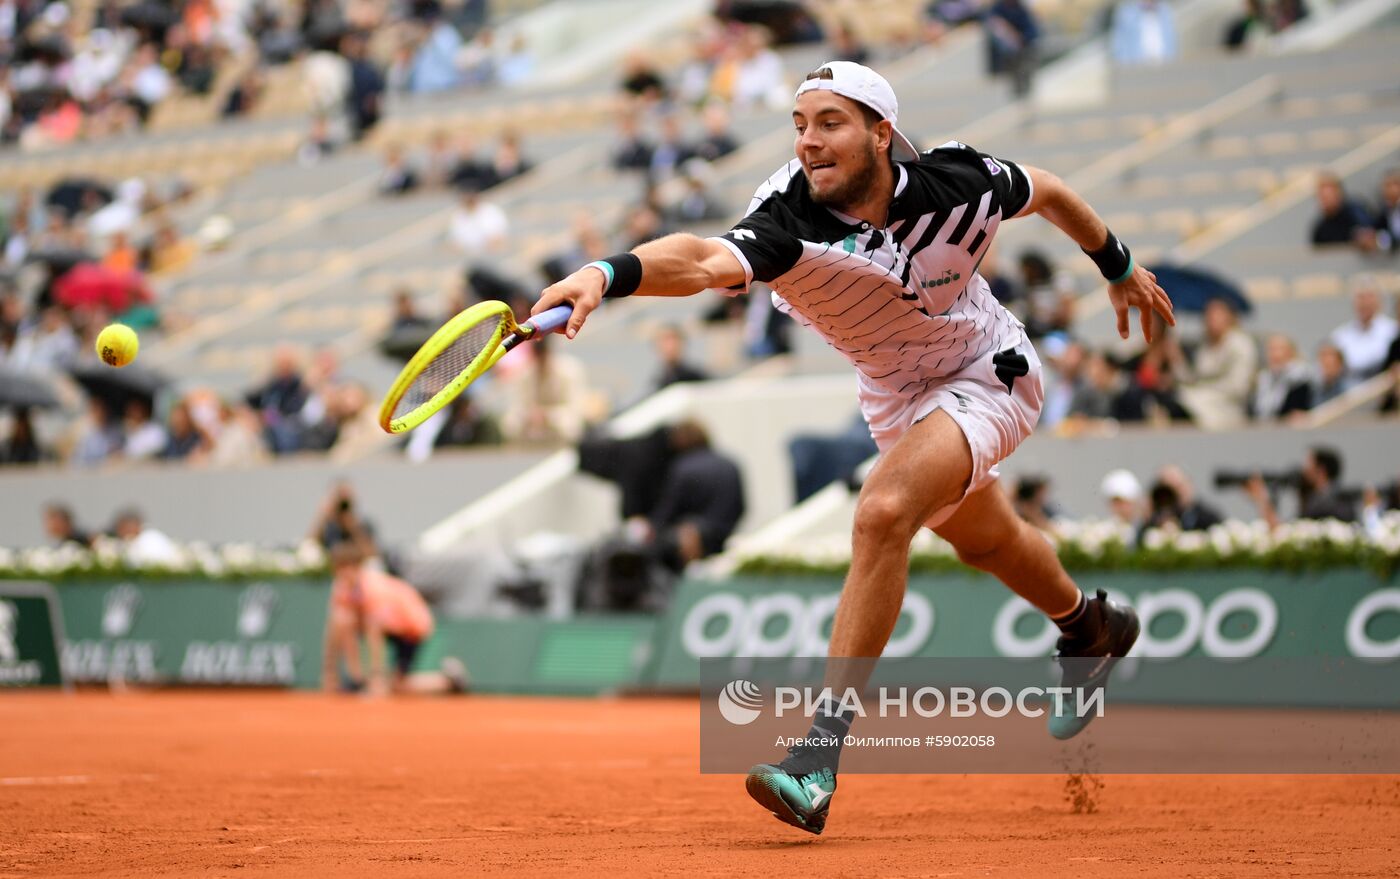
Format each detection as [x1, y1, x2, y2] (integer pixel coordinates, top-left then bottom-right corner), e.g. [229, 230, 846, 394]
[1225, 446, 1358, 530]
[1142, 465, 1223, 538]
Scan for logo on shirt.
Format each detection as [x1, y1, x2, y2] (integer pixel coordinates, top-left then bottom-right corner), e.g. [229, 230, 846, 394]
[731, 229, 757, 242]
[921, 270, 961, 289]
[983, 157, 1003, 176]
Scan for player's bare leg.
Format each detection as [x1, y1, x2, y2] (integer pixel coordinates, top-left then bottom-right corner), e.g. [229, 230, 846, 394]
[936, 480, 1141, 739]
[747, 410, 974, 834]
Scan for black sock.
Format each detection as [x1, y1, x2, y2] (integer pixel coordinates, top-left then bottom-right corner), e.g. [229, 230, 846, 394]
[1052, 592, 1102, 642]
[790, 695, 855, 773]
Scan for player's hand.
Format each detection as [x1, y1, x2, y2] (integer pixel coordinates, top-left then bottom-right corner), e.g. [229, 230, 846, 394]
[533, 265, 607, 340]
[1107, 264, 1174, 343]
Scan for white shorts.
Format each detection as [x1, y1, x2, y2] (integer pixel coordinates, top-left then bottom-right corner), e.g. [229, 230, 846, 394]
[857, 338, 1044, 529]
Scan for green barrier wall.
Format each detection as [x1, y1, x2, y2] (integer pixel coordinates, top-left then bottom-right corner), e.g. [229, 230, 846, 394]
[648, 571, 1400, 689]
[0, 583, 67, 688]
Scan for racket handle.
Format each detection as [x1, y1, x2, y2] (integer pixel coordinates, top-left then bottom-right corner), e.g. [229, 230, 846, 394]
[523, 305, 573, 337]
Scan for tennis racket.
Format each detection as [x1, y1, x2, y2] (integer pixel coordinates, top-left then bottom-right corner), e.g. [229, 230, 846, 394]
[378, 301, 572, 434]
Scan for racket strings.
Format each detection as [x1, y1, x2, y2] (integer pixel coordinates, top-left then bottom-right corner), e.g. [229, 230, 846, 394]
[393, 317, 506, 419]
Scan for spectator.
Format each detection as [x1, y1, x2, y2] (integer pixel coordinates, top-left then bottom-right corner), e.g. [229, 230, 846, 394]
[1066, 350, 1123, 422]
[101, 229, 139, 273]
[69, 398, 122, 467]
[42, 503, 91, 547]
[1011, 474, 1057, 532]
[378, 143, 419, 196]
[619, 51, 667, 104]
[491, 131, 531, 184]
[788, 414, 879, 503]
[620, 202, 668, 251]
[447, 187, 508, 256]
[1017, 250, 1073, 338]
[500, 334, 592, 444]
[422, 130, 459, 188]
[112, 508, 181, 566]
[1111, 0, 1178, 66]
[409, 11, 466, 93]
[985, 0, 1040, 98]
[1310, 172, 1371, 247]
[207, 401, 269, 467]
[1251, 333, 1313, 420]
[611, 113, 654, 172]
[496, 34, 534, 86]
[342, 30, 384, 140]
[88, 177, 146, 242]
[691, 103, 739, 163]
[831, 24, 870, 65]
[245, 344, 310, 453]
[1312, 341, 1354, 406]
[649, 114, 694, 184]
[390, 288, 433, 333]
[1039, 337, 1086, 429]
[728, 26, 786, 109]
[129, 42, 174, 116]
[148, 220, 196, 275]
[449, 134, 496, 190]
[1144, 465, 1223, 532]
[121, 398, 167, 461]
[1247, 446, 1356, 527]
[647, 419, 745, 571]
[307, 481, 379, 559]
[666, 160, 726, 223]
[9, 306, 78, 373]
[1178, 297, 1257, 430]
[297, 114, 336, 166]
[1366, 168, 1400, 252]
[653, 323, 709, 390]
[1223, 0, 1268, 51]
[0, 407, 46, 465]
[221, 68, 264, 118]
[1100, 468, 1144, 531]
[161, 400, 207, 460]
[1330, 280, 1397, 380]
[432, 393, 503, 448]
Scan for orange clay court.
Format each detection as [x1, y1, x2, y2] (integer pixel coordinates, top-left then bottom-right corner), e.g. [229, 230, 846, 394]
[2, 692, 1398, 878]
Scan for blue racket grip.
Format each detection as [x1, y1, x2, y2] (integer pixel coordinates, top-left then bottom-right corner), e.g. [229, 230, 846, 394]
[523, 305, 573, 337]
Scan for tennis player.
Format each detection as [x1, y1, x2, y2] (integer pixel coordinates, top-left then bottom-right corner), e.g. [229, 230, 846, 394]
[532, 61, 1173, 834]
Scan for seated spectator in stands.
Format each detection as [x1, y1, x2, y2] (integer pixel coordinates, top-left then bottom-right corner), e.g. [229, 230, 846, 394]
[378, 144, 419, 196]
[647, 419, 745, 570]
[830, 24, 870, 65]
[221, 69, 264, 118]
[148, 220, 196, 275]
[409, 11, 466, 93]
[789, 413, 878, 503]
[578, 425, 677, 521]
[619, 51, 668, 105]
[208, 401, 269, 467]
[611, 113, 654, 172]
[1330, 279, 1397, 380]
[653, 323, 709, 390]
[1365, 168, 1400, 253]
[88, 178, 146, 243]
[433, 393, 502, 447]
[621, 202, 669, 250]
[421, 130, 459, 188]
[342, 30, 385, 140]
[390, 288, 433, 333]
[497, 34, 535, 86]
[728, 26, 786, 109]
[666, 160, 726, 223]
[447, 187, 509, 256]
[540, 212, 610, 285]
[297, 114, 337, 166]
[985, 0, 1041, 98]
[1111, 0, 1178, 66]
[245, 344, 310, 453]
[0, 408, 47, 465]
[129, 43, 174, 116]
[979, 243, 1022, 306]
[102, 230, 139, 274]
[1178, 297, 1257, 430]
[69, 399, 122, 468]
[448, 134, 497, 190]
[1246, 445, 1356, 528]
[1100, 468, 1144, 533]
[1310, 172, 1372, 246]
[649, 114, 694, 184]
[9, 306, 79, 373]
[1039, 337, 1085, 430]
[112, 508, 181, 565]
[1011, 474, 1058, 532]
[1145, 465, 1223, 533]
[307, 482, 379, 559]
[1311, 341, 1354, 406]
[1066, 350, 1124, 422]
[491, 131, 531, 184]
[161, 400, 207, 461]
[121, 399, 167, 461]
[1017, 250, 1074, 338]
[500, 334, 591, 444]
[1252, 333, 1313, 420]
[43, 503, 91, 547]
[691, 103, 739, 163]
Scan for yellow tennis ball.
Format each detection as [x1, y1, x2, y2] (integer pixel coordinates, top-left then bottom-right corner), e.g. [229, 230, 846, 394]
[96, 324, 139, 367]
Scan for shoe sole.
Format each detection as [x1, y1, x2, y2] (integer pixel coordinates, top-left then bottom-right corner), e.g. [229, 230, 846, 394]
[1048, 609, 1141, 741]
[745, 767, 825, 835]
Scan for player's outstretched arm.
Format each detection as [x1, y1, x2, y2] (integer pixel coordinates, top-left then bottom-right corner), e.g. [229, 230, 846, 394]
[1020, 165, 1175, 342]
[532, 233, 746, 339]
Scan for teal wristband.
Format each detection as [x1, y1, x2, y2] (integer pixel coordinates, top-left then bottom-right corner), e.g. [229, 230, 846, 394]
[585, 260, 614, 292]
[1109, 256, 1135, 285]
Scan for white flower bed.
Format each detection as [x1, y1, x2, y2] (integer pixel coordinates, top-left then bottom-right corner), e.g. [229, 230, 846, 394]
[0, 539, 328, 579]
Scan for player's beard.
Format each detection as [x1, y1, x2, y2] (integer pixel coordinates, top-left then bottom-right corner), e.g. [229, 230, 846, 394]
[808, 139, 880, 211]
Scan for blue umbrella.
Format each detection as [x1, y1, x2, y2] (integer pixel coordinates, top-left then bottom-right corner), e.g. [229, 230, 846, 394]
[1147, 263, 1251, 315]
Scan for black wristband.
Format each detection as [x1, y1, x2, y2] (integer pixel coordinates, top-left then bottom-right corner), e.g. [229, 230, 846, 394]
[1082, 230, 1134, 283]
[587, 253, 644, 299]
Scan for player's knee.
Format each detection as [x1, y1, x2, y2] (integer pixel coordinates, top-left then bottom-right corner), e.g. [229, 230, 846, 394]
[951, 519, 1027, 572]
[852, 491, 919, 544]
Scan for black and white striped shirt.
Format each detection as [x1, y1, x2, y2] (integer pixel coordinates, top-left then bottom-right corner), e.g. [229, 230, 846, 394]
[713, 141, 1034, 395]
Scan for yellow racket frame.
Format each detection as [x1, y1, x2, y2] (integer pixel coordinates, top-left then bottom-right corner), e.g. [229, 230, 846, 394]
[377, 301, 514, 434]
